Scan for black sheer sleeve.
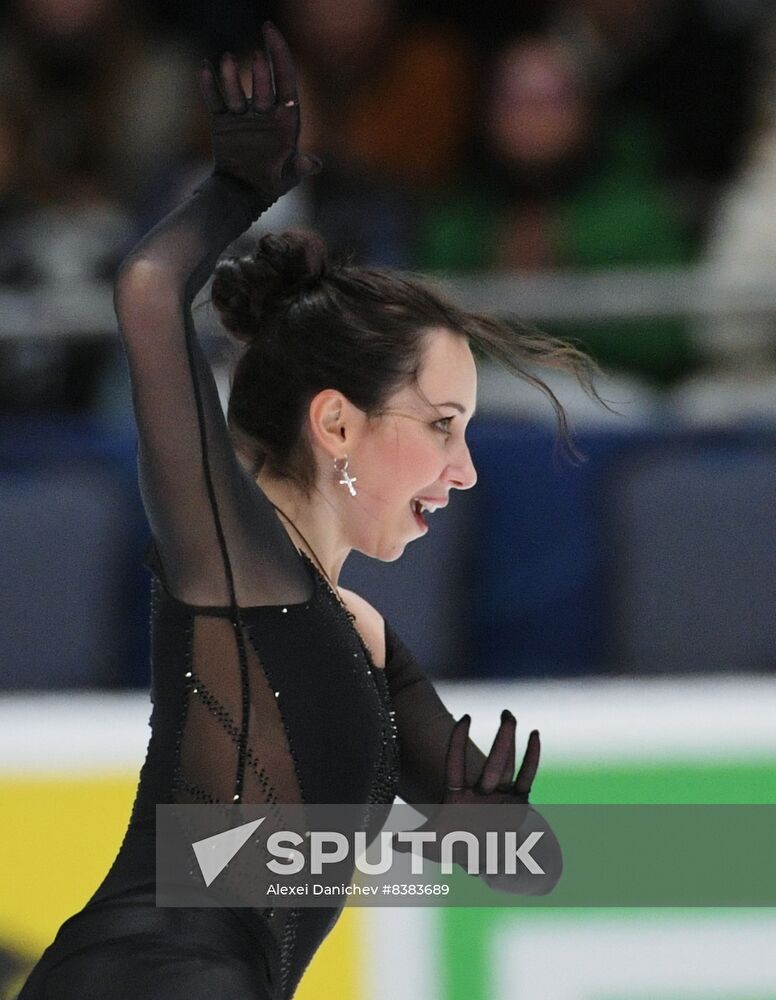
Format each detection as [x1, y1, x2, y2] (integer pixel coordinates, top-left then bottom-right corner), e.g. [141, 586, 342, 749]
[382, 619, 488, 811]
[114, 174, 311, 609]
[383, 620, 563, 895]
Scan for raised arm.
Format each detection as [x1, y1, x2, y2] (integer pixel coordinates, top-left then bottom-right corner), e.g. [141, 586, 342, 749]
[116, 24, 320, 606]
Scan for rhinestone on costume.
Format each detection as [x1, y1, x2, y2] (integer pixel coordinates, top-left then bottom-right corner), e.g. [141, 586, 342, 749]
[185, 671, 192, 678]
[282, 607, 288, 613]
[192, 687, 198, 693]
[274, 690, 280, 697]
[233, 793, 240, 801]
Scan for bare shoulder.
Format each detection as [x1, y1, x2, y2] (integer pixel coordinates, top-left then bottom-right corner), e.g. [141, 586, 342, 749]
[337, 587, 386, 670]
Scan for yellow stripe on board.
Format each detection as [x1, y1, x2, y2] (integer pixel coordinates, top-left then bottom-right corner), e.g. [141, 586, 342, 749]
[0, 775, 137, 955]
[295, 906, 362, 1000]
[1, 774, 362, 1000]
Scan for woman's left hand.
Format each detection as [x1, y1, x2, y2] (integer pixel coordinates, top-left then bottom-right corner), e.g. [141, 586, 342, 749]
[415, 710, 541, 862]
[394, 711, 562, 894]
[442, 709, 540, 806]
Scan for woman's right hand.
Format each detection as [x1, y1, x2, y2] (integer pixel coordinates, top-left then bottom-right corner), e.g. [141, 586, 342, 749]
[199, 21, 321, 206]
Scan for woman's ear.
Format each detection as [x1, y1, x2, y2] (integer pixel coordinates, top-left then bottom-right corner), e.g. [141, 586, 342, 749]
[306, 389, 363, 458]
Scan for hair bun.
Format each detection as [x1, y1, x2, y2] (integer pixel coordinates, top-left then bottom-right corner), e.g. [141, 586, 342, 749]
[212, 229, 328, 344]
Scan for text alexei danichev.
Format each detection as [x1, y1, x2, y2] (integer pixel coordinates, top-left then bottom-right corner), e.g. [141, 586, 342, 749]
[267, 883, 380, 896]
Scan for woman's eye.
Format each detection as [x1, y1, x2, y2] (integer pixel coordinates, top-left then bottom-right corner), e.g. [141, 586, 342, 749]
[433, 417, 453, 435]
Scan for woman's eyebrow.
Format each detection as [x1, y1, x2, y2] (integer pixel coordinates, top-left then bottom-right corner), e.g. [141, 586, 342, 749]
[433, 401, 474, 415]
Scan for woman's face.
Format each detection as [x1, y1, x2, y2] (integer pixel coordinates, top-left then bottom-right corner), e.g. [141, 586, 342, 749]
[345, 327, 478, 561]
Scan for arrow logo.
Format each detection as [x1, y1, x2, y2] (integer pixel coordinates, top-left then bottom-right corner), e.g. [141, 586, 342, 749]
[192, 817, 266, 886]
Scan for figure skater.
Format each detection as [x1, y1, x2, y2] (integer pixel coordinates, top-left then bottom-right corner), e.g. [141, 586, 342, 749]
[16, 21, 593, 1000]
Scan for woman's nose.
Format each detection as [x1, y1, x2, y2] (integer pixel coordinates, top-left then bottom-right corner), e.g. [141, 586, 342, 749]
[448, 443, 478, 491]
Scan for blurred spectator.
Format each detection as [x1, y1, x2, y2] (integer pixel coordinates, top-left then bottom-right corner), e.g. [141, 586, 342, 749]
[549, 0, 761, 234]
[0, 0, 197, 218]
[265, 0, 476, 265]
[281, 0, 475, 189]
[0, 0, 201, 412]
[695, 8, 776, 372]
[416, 35, 697, 384]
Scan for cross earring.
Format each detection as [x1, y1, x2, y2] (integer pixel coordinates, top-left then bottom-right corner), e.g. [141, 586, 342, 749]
[334, 455, 358, 496]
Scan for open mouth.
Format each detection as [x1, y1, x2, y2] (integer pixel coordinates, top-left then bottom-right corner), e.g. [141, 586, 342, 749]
[410, 497, 445, 531]
[410, 498, 428, 530]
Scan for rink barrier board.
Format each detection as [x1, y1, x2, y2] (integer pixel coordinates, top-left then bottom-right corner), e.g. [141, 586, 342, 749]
[2, 681, 775, 1000]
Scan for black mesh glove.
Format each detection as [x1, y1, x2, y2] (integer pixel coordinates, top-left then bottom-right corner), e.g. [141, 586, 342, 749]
[443, 709, 540, 804]
[404, 710, 540, 825]
[394, 711, 562, 895]
[199, 21, 321, 209]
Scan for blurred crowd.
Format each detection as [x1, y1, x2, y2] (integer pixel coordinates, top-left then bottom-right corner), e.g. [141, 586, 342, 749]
[1, 0, 775, 409]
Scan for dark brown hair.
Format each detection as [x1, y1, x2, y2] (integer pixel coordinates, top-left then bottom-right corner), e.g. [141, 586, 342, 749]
[212, 229, 600, 495]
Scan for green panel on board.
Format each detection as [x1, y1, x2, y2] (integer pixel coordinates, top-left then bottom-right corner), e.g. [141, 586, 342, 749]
[440, 759, 776, 1000]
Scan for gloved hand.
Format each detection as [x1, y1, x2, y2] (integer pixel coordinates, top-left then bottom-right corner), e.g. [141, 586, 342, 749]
[442, 709, 540, 806]
[199, 21, 321, 207]
[395, 711, 562, 895]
